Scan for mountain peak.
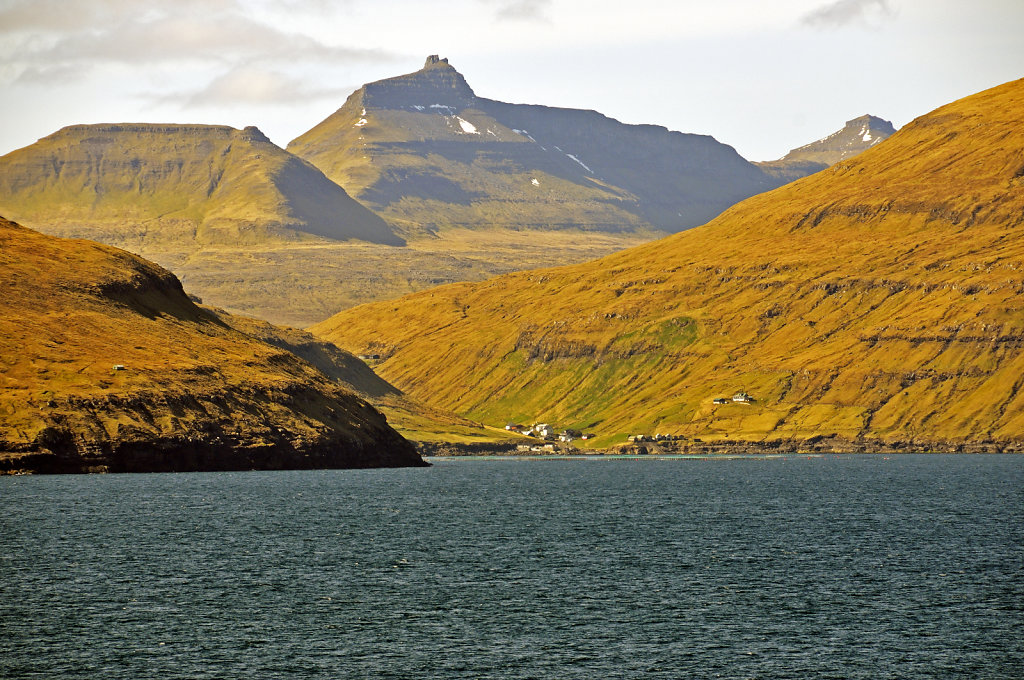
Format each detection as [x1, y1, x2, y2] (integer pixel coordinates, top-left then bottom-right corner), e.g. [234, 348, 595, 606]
[845, 114, 895, 132]
[775, 113, 896, 166]
[360, 55, 476, 111]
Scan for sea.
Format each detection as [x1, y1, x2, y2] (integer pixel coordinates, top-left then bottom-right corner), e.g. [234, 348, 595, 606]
[1, 454, 1021, 679]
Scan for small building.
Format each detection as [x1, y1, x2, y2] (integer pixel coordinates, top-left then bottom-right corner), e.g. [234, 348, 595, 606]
[732, 392, 754, 403]
[112, 364, 126, 371]
[531, 423, 555, 439]
[505, 423, 524, 432]
[712, 397, 730, 405]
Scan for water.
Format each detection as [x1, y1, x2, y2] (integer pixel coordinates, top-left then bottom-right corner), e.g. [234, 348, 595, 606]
[1, 455, 1022, 679]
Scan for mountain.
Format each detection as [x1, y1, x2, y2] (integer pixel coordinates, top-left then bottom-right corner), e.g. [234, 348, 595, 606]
[0, 218, 425, 473]
[288, 55, 781, 235]
[0, 123, 402, 248]
[310, 78, 1024, 449]
[0, 114, 701, 327]
[757, 115, 897, 182]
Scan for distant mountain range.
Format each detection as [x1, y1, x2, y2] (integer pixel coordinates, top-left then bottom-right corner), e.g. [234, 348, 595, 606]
[757, 115, 896, 182]
[289, 55, 782, 235]
[312, 78, 1024, 450]
[0, 58, 891, 325]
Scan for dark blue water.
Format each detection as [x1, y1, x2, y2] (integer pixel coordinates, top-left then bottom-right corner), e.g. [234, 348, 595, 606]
[1, 455, 1022, 679]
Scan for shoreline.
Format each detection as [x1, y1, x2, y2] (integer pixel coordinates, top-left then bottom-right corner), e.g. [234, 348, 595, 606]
[416, 436, 1024, 457]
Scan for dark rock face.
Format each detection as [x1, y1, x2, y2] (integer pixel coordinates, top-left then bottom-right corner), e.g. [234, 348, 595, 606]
[289, 56, 783, 234]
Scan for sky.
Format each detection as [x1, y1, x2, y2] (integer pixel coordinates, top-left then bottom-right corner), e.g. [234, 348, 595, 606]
[0, 0, 1021, 162]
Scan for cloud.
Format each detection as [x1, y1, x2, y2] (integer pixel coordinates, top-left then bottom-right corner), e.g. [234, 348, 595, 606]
[801, 0, 893, 28]
[0, 0, 397, 86]
[169, 65, 355, 108]
[35, 15, 390, 66]
[0, 0, 236, 32]
[483, 0, 552, 22]
[12, 64, 85, 85]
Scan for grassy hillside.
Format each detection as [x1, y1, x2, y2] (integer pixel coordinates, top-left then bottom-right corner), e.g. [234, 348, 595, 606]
[0, 218, 424, 473]
[206, 307, 513, 444]
[312, 78, 1024, 448]
[0, 123, 401, 248]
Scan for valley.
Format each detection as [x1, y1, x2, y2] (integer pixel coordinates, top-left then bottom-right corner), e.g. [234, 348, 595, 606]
[142, 227, 660, 327]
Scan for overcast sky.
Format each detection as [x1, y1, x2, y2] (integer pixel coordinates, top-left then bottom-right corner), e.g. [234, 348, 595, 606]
[0, 0, 1021, 161]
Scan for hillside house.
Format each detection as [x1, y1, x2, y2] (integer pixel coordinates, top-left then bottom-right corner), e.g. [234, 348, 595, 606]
[530, 423, 555, 439]
[712, 397, 730, 404]
[732, 392, 754, 403]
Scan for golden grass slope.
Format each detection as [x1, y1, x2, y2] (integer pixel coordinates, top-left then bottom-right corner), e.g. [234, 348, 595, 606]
[312, 78, 1024, 447]
[0, 123, 401, 248]
[0, 218, 423, 472]
[206, 307, 511, 444]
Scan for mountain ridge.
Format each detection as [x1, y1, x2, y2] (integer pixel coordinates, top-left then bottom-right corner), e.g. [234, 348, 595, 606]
[288, 55, 782, 236]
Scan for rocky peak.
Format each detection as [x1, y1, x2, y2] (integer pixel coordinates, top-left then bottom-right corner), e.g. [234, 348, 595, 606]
[777, 114, 897, 165]
[362, 55, 476, 111]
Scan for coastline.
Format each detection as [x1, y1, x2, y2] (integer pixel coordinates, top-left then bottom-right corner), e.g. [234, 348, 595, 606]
[416, 436, 1024, 457]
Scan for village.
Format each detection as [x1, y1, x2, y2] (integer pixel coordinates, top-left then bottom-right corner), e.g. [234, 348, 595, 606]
[503, 422, 596, 453]
[504, 391, 756, 453]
